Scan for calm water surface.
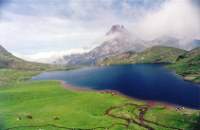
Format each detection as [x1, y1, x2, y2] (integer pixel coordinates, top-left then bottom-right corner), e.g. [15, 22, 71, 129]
[32, 64, 200, 109]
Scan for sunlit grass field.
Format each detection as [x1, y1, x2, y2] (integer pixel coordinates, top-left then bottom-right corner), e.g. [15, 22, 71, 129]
[0, 78, 199, 130]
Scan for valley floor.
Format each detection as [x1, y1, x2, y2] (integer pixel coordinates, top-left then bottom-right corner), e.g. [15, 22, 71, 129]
[0, 69, 199, 130]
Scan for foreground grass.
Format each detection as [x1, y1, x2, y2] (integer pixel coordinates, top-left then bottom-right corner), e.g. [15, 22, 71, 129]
[0, 81, 128, 130]
[0, 81, 199, 130]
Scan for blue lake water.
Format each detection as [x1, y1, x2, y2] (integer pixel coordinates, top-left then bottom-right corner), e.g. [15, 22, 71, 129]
[32, 64, 200, 109]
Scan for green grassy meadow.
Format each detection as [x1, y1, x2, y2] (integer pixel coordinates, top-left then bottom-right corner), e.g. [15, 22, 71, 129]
[0, 72, 199, 130]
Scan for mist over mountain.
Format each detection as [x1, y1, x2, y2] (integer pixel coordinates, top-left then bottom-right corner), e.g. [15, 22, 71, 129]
[55, 25, 145, 65]
[53, 25, 199, 65]
[146, 36, 180, 48]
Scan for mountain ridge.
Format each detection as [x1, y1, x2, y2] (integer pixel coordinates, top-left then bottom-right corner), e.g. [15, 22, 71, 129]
[55, 25, 199, 65]
[0, 45, 57, 71]
[99, 46, 187, 65]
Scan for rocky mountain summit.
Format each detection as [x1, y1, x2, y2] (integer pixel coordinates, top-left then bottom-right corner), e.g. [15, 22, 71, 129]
[59, 25, 145, 65]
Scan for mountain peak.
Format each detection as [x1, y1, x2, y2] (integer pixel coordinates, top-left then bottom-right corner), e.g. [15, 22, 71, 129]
[106, 24, 127, 35]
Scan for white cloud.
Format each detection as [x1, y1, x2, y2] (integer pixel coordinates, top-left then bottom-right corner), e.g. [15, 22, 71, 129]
[0, 0, 134, 61]
[0, 11, 105, 54]
[134, 0, 200, 40]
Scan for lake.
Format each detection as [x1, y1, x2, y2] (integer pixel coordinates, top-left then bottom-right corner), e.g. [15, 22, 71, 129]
[32, 64, 200, 109]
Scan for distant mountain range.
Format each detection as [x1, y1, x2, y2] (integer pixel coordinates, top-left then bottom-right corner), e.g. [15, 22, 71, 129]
[0, 45, 55, 71]
[54, 25, 200, 65]
[1, 25, 199, 67]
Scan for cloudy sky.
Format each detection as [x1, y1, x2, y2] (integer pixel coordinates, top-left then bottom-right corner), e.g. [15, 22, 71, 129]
[0, 0, 200, 61]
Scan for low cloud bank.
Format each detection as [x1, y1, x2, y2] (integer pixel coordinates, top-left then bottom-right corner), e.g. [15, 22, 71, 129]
[133, 0, 200, 41]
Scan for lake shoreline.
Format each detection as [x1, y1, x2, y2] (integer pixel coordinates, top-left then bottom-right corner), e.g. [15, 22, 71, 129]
[102, 63, 200, 84]
[59, 80, 190, 110]
[168, 69, 200, 85]
[32, 64, 200, 110]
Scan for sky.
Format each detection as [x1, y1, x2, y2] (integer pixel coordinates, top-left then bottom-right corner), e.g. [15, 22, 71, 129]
[0, 0, 200, 61]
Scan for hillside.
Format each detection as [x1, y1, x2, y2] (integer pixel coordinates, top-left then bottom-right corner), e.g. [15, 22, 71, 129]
[168, 47, 200, 83]
[0, 45, 58, 71]
[0, 45, 68, 86]
[100, 46, 186, 65]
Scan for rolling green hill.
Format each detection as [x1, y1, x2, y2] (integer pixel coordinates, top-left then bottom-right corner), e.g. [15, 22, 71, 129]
[168, 47, 200, 83]
[0, 45, 55, 71]
[99, 46, 186, 65]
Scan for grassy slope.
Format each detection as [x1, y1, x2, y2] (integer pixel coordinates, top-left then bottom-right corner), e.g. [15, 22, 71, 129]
[0, 45, 61, 71]
[168, 48, 200, 83]
[0, 81, 199, 130]
[100, 46, 186, 66]
[0, 45, 74, 86]
[0, 81, 126, 130]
